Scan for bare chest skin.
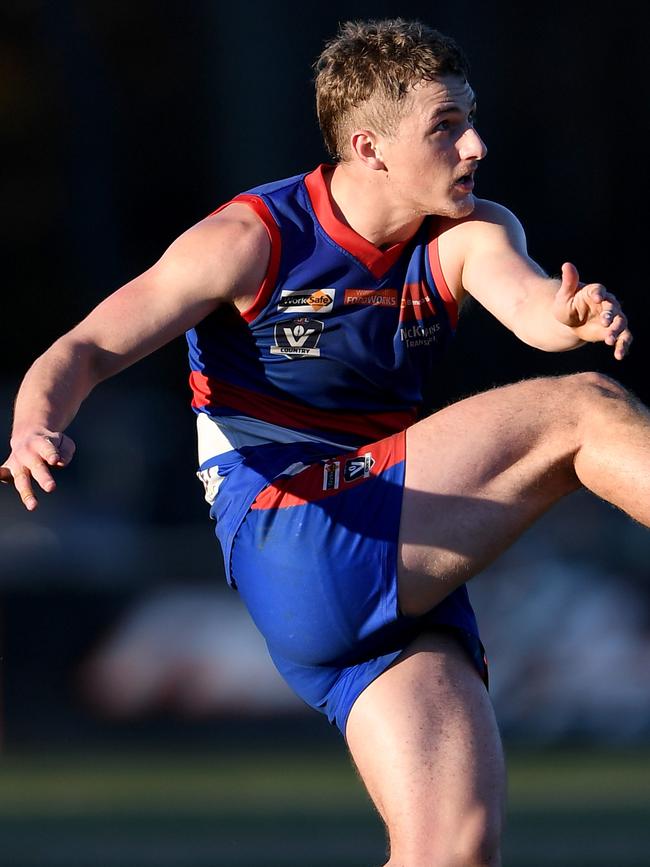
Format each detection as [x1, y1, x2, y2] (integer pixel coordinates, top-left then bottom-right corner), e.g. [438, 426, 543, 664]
[234, 295, 256, 313]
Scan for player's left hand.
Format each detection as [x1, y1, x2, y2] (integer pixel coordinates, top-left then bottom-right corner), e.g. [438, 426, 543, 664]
[552, 262, 632, 360]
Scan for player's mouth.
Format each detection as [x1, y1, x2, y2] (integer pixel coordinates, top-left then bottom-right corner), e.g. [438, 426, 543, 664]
[453, 172, 475, 192]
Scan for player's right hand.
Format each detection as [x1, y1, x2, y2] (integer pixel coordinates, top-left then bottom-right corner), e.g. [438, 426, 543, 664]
[0, 431, 76, 511]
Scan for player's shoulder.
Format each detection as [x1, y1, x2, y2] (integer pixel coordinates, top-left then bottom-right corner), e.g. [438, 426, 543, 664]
[440, 198, 523, 236]
[436, 199, 528, 299]
[438, 198, 527, 256]
[149, 201, 271, 305]
[184, 202, 271, 261]
[468, 198, 525, 235]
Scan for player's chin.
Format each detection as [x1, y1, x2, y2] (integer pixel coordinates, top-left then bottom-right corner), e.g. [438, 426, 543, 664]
[436, 194, 476, 219]
[455, 188, 477, 211]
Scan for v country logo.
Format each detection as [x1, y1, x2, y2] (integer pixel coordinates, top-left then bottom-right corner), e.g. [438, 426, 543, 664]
[270, 317, 324, 359]
[343, 452, 375, 483]
[278, 288, 335, 314]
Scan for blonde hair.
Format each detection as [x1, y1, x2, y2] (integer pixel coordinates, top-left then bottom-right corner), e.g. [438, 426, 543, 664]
[315, 19, 469, 160]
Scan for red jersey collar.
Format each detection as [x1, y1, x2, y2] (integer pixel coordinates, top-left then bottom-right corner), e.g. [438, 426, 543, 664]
[304, 164, 415, 280]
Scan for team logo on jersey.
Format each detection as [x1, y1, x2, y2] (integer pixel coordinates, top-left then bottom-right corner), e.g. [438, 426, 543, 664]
[322, 459, 340, 490]
[277, 288, 335, 314]
[343, 452, 375, 483]
[344, 288, 398, 307]
[270, 317, 324, 359]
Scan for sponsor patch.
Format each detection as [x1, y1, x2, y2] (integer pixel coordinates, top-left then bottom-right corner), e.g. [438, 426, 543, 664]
[398, 280, 442, 347]
[344, 288, 398, 307]
[270, 317, 324, 359]
[278, 288, 335, 314]
[400, 281, 438, 321]
[343, 452, 375, 483]
[322, 459, 340, 490]
[399, 322, 442, 348]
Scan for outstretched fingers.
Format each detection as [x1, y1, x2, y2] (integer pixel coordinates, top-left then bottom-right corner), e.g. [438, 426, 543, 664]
[0, 458, 47, 511]
[1, 432, 76, 510]
[595, 292, 632, 359]
[8, 467, 43, 511]
[556, 263, 633, 359]
[610, 320, 633, 359]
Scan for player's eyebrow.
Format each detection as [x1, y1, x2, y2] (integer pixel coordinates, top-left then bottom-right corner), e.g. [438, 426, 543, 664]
[429, 100, 477, 121]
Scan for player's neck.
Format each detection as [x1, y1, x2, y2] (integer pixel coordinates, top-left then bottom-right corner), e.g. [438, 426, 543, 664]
[328, 163, 424, 249]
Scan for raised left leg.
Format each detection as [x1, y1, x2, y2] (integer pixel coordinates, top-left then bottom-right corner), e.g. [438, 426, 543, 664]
[398, 373, 650, 616]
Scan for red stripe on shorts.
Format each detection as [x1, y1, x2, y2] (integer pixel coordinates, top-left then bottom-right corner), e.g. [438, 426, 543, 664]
[251, 430, 406, 511]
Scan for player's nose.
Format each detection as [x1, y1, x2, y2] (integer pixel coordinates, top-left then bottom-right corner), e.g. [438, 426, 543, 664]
[458, 127, 487, 161]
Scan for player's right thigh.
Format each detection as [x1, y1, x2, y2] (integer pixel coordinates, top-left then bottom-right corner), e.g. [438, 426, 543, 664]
[346, 629, 506, 867]
[397, 375, 585, 616]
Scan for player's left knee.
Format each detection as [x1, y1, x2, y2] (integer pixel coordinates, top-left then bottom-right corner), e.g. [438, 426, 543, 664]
[562, 371, 635, 423]
[571, 370, 628, 401]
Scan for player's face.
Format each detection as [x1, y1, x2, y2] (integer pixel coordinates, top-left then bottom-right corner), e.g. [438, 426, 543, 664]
[379, 75, 486, 218]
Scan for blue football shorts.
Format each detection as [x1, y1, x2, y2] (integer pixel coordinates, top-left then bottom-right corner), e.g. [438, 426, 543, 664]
[230, 429, 487, 736]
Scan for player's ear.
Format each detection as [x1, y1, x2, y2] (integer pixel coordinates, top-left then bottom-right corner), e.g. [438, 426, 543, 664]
[350, 130, 386, 170]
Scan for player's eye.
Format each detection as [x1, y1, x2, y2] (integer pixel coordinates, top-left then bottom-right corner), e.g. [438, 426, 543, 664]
[432, 119, 451, 133]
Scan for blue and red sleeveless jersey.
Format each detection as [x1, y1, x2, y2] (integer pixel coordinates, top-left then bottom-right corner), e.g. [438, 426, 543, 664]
[185, 164, 458, 569]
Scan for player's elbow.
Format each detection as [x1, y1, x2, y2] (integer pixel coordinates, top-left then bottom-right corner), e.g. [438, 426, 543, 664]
[51, 332, 117, 386]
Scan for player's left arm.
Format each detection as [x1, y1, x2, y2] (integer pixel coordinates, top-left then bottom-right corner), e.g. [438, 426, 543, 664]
[450, 200, 632, 359]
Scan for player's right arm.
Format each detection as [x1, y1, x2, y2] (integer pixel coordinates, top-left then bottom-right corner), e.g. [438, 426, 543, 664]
[1, 203, 270, 511]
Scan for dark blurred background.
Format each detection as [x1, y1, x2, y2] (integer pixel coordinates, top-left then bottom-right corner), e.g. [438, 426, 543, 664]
[1, 2, 649, 865]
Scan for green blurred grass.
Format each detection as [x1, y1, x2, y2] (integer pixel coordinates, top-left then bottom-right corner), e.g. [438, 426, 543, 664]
[0, 744, 649, 866]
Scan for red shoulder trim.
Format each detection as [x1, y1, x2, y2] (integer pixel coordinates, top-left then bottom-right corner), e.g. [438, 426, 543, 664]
[207, 194, 282, 324]
[427, 230, 458, 330]
[304, 165, 413, 280]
